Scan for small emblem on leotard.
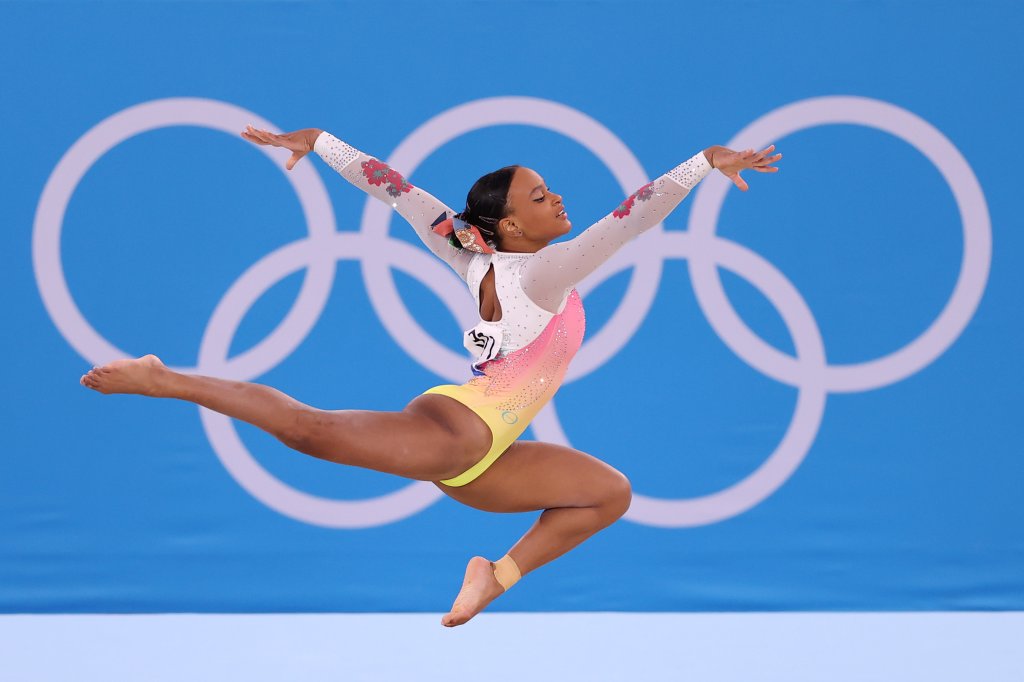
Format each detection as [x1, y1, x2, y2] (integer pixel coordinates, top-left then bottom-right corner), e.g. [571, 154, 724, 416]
[501, 411, 519, 425]
[464, 320, 504, 371]
[469, 330, 495, 354]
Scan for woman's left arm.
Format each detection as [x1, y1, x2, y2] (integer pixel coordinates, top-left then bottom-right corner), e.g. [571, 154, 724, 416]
[521, 145, 781, 311]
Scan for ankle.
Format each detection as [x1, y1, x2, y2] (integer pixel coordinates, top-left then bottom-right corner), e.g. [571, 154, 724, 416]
[151, 366, 180, 399]
[491, 554, 521, 591]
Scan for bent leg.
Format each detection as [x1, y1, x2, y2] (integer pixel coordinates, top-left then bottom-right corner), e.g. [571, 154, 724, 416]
[81, 355, 490, 481]
[496, 448, 631, 576]
[444, 439, 633, 572]
[438, 440, 632, 626]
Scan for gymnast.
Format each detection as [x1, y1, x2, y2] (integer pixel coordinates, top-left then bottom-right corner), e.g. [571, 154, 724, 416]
[80, 122, 780, 626]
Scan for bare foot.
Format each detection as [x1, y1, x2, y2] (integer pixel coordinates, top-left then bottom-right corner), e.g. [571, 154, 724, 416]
[79, 354, 169, 397]
[441, 556, 506, 627]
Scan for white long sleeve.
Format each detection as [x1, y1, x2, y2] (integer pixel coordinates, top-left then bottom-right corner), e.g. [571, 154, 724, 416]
[314, 131, 477, 281]
[521, 151, 713, 311]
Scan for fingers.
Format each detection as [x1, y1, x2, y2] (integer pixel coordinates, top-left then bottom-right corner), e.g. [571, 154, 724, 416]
[749, 144, 782, 171]
[285, 151, 307, 171]
[733, 147, 779, 171]
[755, 152, 783, 167]
[241, 126, 271, 145]
[728, 171, 749, 192]
[242, 125, 311, 157]
[751, 145, 781, 165]
[246, 124, 270, 137]
[754, 144, 775, 161]
[240, 130, 268, 145]
[715, 144, 781, 191]
[242, 125, 309, 170]
[241, 124, 279, 146]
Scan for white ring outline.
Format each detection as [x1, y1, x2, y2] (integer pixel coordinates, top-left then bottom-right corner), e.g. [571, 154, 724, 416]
[687, 96, 992, 393]
[32, 98, 338, 379]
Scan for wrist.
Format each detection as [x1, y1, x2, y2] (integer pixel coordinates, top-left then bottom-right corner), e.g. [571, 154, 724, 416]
[703, 145, 725, 169]
[307, 128, 324, 150]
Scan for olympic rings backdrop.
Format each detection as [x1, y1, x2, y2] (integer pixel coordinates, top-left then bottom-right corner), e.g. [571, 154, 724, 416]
[2, 0, 1022, 614]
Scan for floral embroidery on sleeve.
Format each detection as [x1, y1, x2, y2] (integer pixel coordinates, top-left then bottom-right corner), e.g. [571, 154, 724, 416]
[361, 158, 415, 198]
[612, 181, 655, 219]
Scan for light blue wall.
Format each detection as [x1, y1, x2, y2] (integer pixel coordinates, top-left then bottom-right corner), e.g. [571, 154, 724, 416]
[2, 0, 1021, 613]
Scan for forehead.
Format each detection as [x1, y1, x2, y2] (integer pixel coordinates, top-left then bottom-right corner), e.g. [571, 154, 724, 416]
[510, 167, 545, 194]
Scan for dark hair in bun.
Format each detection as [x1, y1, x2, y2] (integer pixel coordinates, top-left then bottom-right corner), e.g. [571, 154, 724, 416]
[452, 165, 520, 251]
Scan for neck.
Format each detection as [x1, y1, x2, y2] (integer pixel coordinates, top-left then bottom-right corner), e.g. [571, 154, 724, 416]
[497, 235, 550, 254]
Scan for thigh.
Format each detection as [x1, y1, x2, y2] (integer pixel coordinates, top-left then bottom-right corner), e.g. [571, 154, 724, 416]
[284, 394, 492, 482]
[438, 439, 630, 513]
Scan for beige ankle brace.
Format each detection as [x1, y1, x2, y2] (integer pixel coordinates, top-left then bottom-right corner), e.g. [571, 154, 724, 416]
[492, 555, 521, 591]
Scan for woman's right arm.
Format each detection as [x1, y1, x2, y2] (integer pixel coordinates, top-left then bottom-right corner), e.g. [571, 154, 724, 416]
[521, 145, 780, 311]
[242, 126, 477, 281]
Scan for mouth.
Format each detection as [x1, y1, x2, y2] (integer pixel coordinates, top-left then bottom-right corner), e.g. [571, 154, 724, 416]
[556, 208, 567, 219]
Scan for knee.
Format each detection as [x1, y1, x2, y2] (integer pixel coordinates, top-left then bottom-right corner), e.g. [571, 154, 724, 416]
[599, 471, 632, 525]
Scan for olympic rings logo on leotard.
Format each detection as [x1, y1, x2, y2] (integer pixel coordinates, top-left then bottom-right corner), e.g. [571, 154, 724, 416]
[32, 96, 991, 528]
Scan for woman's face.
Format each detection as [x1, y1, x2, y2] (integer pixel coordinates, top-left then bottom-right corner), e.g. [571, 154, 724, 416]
[501, 167, 572, 245]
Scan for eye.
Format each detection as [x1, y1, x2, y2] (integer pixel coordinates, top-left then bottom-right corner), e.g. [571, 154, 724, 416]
[532, 187, 551, 203]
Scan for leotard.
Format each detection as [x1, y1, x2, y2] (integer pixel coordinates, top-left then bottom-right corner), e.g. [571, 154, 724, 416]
[314, 131, 711, 486]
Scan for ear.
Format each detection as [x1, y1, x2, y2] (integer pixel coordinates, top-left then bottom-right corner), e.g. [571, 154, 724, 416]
[500, 218, 520, 236]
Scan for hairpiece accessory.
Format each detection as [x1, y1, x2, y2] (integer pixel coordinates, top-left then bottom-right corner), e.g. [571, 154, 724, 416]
[431, 213, 496, 254]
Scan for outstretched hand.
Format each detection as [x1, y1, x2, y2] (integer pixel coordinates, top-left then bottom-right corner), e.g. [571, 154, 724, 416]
[240, 125, 323, 170]
[708, 145, 782, 191]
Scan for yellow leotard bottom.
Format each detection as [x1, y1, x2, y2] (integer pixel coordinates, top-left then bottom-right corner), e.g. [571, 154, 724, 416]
[424, 384, 534, 487]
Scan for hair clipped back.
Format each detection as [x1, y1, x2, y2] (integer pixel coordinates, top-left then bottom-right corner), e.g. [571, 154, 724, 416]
[453, 165, 520, 251]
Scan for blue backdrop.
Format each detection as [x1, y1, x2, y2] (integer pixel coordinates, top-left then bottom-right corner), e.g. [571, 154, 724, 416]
[2, 0, 1021, 613]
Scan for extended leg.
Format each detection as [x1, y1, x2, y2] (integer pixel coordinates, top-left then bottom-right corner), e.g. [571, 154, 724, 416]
[438, 440, 632, 626]
[81, 355, 490, 481]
